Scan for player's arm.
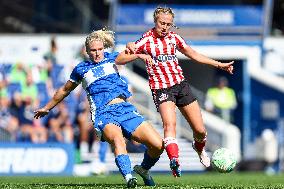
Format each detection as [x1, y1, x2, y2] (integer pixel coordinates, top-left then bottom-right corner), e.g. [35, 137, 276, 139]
[180, 45, 234, 74]
[116, 48, 140, 65]
[116, 49, 153, 65]
[34, 80, 78, 119]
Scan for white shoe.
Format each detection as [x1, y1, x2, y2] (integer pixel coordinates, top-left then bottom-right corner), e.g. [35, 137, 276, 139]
[192, 142, 211, 168]
[90, 161, 108, 175]
[80, 142, 89, 160]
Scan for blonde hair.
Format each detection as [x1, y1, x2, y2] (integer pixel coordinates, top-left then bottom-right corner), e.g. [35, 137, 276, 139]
[85, 28, 115, 50]
[153, 6, 175, 23]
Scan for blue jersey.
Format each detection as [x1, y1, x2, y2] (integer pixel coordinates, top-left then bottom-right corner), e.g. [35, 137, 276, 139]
[69, 52, 131, 112]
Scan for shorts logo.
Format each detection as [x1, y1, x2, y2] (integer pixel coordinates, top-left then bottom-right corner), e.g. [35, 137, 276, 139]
[95, 127, 102, 139]
[98, 121, 103, 126]
[133, 111, 141, 117]
[159, 93, 168, 101]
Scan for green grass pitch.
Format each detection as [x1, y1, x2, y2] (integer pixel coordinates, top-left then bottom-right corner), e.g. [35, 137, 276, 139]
[0, 172, 284, 189]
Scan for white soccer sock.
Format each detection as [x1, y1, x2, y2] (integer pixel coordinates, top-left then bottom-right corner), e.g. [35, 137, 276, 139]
[125, 174, 133, 182]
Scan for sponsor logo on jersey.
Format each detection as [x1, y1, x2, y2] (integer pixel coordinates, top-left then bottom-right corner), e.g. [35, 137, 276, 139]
[154, 54, 177, 62]
[167, 42, 176, 48]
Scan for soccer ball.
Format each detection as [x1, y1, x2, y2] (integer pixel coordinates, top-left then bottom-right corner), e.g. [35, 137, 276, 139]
[211, 148, 237, 173]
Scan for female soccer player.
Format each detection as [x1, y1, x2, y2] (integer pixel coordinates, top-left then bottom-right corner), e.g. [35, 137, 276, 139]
[34, 29, 163, 188]
[116, 7, 235, 177]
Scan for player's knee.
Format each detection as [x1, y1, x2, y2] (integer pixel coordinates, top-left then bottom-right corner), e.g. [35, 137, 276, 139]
[155, 142, 164, 154]
[111, 137, 126, 149]
[149, 141, 164, 156]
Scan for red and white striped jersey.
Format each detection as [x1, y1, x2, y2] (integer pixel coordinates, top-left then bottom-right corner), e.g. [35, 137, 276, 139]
[135, 28, 187, 89]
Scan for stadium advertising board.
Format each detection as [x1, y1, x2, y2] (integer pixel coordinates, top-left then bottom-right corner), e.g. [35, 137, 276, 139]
[0, 143, 74, 175]
[116, 5, 263, 28]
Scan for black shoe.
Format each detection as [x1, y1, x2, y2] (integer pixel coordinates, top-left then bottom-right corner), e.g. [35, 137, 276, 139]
[133, 165, 155, 186]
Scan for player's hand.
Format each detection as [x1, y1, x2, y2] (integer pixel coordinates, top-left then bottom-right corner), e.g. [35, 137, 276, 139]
[137, 54, 154, 66]
[126, 42, 136, 54]
[34, 108, 50, 119]
[217, 61, 235, 74]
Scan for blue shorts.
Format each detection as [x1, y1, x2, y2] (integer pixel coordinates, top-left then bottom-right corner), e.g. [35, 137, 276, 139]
[92, 102, 144, 141]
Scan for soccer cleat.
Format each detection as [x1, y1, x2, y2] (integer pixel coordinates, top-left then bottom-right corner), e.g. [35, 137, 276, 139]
[170, 158, 181, 177]
[127, 177, 138, 188]
[133, 165, 155, 186]
[192, 141, 211, 168]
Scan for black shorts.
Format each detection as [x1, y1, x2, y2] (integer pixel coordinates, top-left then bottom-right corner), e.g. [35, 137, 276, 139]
[151, 80, 197, 111]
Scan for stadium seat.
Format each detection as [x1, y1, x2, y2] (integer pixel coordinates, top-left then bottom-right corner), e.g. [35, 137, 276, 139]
[3, 64, 13, 74]
[0, 63, 12, 76]
[7, 82, 22, 97]
[64, 93, 77, 124]
[35, 82, 50, 109]
[50, 64, 64, 89]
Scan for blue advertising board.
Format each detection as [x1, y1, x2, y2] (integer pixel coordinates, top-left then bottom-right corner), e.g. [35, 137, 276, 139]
[116, 5, 263, 28]
[0, 143, 75, 176]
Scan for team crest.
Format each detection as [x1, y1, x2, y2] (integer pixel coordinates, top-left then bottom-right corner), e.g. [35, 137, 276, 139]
[159, 93, 168, 101]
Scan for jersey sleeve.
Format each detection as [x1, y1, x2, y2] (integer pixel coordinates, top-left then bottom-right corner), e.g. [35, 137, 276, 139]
[135, 36, 147, 54]
[174, 34, 188, 50]
[69, 64, 83, 84]
[110, 51, 119, 60]
[104, 51, 119, 62]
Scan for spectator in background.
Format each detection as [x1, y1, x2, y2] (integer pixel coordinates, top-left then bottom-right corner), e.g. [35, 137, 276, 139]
[43, 37, 66, 90]
[21, 71, 38, 104]
[46, 101, 74, 143]
[9, 71, 48, 143]
[10, 92, 47, 143]
[0, 72, 8, 98]
[0, 94, 19, 141]
[43, 37, 58, 75]
[8, 63, 26, 87]
[205, 76, 237, 122]
[116, 6, 235, 177]
[75, 91, 92, 157]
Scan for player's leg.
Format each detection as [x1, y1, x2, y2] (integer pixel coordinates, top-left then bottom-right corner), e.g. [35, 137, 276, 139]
[99, 141, 108, 163]
[132, 121, 163, 157]
[131, 121, 163, 186]
[103, 123, 137, 188]
[77, 111, 90, 159]
[158, 101, 181, 177]
[178, 100, 210, 167]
